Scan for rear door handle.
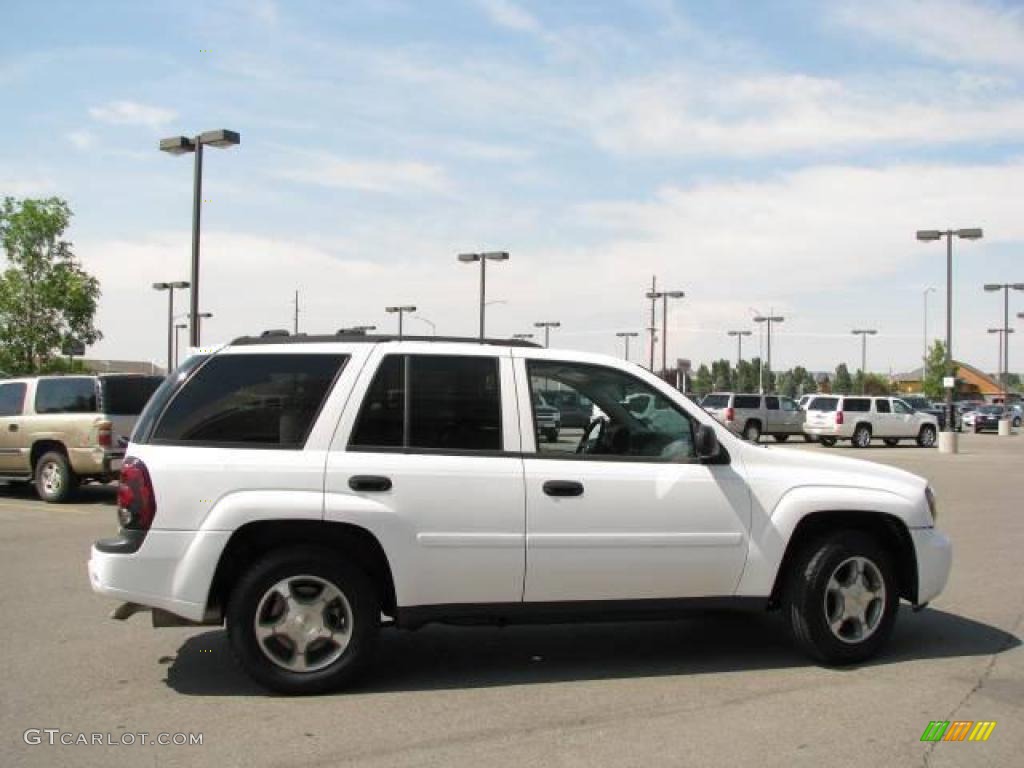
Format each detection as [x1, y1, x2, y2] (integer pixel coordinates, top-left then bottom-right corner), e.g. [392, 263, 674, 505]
[348, 475, 392, 492]
[543, 480, 584, 497]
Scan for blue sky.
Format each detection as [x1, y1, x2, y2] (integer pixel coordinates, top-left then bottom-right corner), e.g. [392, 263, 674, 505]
[3, 0, 1024, 374]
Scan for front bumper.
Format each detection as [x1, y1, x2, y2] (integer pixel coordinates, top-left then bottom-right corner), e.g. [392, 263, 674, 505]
[911, 527, 952, 605]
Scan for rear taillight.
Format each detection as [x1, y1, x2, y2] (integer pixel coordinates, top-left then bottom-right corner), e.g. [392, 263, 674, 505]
[97, 421, 112, 448]
[117, 457, 156, 530]
[836, 410, 844, 425]
[725, 407, 735, 422]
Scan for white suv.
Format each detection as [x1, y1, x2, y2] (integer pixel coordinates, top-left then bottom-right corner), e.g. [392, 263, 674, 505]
[803, 395, 939, 448]
[89, 334, 951, 694]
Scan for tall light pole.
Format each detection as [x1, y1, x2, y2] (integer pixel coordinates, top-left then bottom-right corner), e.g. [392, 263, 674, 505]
[616, 331, 639, 361]
[727, 330, 752, 369]
[917, 227, 983, 447]
[174, 323, 187, 368]
[983, 283, 1024, 414]
[534, 321, 560, 348]
[659, 290, 685, 376]
[385, 306, 416, 339]
[753, 312, 784, 393]
[851, 329, 878, 393]
[646, 276, 658, 371]
[458, 251, 509, 340]
[159, 129, 240, 347]
[152, 281, 190, 372]
[923, 286, 936, 370]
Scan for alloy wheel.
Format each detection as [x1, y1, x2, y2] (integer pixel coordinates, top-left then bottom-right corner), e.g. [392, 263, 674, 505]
[824, 556, 887, 644]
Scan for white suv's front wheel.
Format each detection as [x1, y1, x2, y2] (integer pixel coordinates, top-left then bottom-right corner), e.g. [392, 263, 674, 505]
[227, 547, 380, 694]
[783, 531, 897, 665]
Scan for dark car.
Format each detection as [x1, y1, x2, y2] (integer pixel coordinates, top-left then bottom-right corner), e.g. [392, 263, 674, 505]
[968, 405, 1008, 433]
[544, 390, 594, 429]
[902, 395, 960, 431]
[533, 393, 561, 442]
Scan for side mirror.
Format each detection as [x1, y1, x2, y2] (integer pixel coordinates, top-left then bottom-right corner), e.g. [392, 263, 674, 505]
[694, 423, 720, 460]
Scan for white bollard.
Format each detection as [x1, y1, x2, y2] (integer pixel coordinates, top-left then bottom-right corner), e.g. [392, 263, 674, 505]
[938, 431, 958, 454]
[997, 418, 1011, 437]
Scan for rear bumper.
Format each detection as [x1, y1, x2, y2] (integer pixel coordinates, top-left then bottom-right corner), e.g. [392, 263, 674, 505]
[69, 447, 123, 476]
[803, 425, 844, 438]
[911, 527, 952, 605]
[88, 528, 231, 623]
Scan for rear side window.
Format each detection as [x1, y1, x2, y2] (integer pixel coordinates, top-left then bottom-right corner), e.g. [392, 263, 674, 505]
[152, 354, 346, 448]
[875, 399, 891, 413]
[733, 395, 761, 409]
[35, 378, 97, 414]
[701, 394, 729, 408]
[99, 376, 164, 415]
[809, 397, 838, 412]
[844, 398, 871, 412]
[0, 382, 27, 416]
[349, 355, 502, 452]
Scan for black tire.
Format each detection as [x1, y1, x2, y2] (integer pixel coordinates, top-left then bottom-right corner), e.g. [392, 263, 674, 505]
[916, 424, 937, 448]
[819, 437, 837, 447]
[1014, 417, 1021, 428]
[773, 434, 790, 443]
[34, 450, 78, 503]
[783, 531, 898, 665]
[227, 547, 380, 695]
[852, 424, 872, 448]
[883, 438, 899, 447]
[743, 421, 762, 442]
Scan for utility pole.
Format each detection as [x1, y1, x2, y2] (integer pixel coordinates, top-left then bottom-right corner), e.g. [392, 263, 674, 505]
[647, 275, 658, 371]
[293, 290, 299, 334]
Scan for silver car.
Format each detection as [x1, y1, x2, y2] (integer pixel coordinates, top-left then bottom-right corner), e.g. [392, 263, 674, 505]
[701, 392, 806, 442]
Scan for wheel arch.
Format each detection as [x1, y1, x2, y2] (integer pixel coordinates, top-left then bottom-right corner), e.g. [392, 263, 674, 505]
[206, 520, 397, 621]
[30, 439, 68, 469]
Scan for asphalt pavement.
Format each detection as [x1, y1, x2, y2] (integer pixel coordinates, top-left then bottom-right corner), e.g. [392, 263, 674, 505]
[1, 432, 1021, 767]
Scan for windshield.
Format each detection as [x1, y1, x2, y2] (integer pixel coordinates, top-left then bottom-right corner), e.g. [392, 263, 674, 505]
[979, 405, 1003, 414]
[808, 397, 838, 412]
[100, 376, 164, 415]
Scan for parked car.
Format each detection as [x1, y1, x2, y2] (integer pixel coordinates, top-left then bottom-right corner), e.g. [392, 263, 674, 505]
[803, 395, 938, 448]
[533, 393, 561, 442]
[89, 333, 950, 693]
[798, 394, 813, 411]
[544, 389, 593, 429]
[700, 392, 806, 442]
[963, 404, 1018, 432]
[900, 395, 960, 432]
[0, 374, 164, 502]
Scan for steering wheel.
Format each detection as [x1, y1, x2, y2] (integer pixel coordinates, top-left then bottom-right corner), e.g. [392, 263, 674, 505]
[576, 417, 606, 454]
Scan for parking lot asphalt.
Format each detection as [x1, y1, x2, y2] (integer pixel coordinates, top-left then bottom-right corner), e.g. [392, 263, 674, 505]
[1, 433, 1021, 768]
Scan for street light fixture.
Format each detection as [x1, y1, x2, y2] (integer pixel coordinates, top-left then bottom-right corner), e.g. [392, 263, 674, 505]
[916, 227, 983, 442]
[152, 280, 190, 372]
[534, 321, 560, 348]
[457, 251, 509, 340]
[385, 306, 416, 339]
[616, 331, 640, 361]
[851, 329, 878, 393]
[727, 330, 752, 368]
[752, 312, 785, 392]
[983, 283, 1024, 415]
[159, 128, 240, 347]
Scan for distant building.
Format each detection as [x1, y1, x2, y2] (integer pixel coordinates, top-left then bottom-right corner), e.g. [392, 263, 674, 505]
[893, 360, 1011, 402]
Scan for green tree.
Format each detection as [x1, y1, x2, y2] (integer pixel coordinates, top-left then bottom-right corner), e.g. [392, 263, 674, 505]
[711, 359, 733, 392]
[693, 364, 713, 397]
[0, 197, 101, 373]
[922, 340, 947, 399]
[736, 359, 757, 393]
[863, 373, 892, 395]
[800, 368, 818, 395]
[834, 363, 853, 394]
[777, 369, 798, 398]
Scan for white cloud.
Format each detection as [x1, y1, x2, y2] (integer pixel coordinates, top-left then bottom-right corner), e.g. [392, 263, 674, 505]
[0, 171, 55, 197]
[88, 100, 177, 128]
[834, 0, 1024, 71]
[67, 130, 96, 150]
[275, 153, 452, 194]
[476, 0, 543, 34]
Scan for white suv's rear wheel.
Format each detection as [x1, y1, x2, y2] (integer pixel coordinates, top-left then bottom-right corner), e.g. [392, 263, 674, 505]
[227, 547, 379, 694]
[852, 424, 872, 448]
[783, 531, 897, 665]
[743, 421, 762, 442]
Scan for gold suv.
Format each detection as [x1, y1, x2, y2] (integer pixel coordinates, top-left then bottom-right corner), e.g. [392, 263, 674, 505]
[0, 374, 162, 502]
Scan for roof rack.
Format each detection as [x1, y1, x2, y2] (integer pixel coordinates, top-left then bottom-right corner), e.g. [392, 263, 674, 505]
[231, 331, 541, 348]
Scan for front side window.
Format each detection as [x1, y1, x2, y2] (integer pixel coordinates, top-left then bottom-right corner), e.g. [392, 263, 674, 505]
[152, 354, 346, 448]
[527, 360, 695, 461]
[35, 378, 97, 414]
[780, 397, 798, 412]
[0, 382, 27, 416]
[349, 355, 502, 452]
[893, 399, 912, 414]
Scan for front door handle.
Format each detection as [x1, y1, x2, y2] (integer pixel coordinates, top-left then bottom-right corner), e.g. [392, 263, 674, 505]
[348, 475, 392, 492]
[543, 480, 584, 497]
[7, 424, 17, 432]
